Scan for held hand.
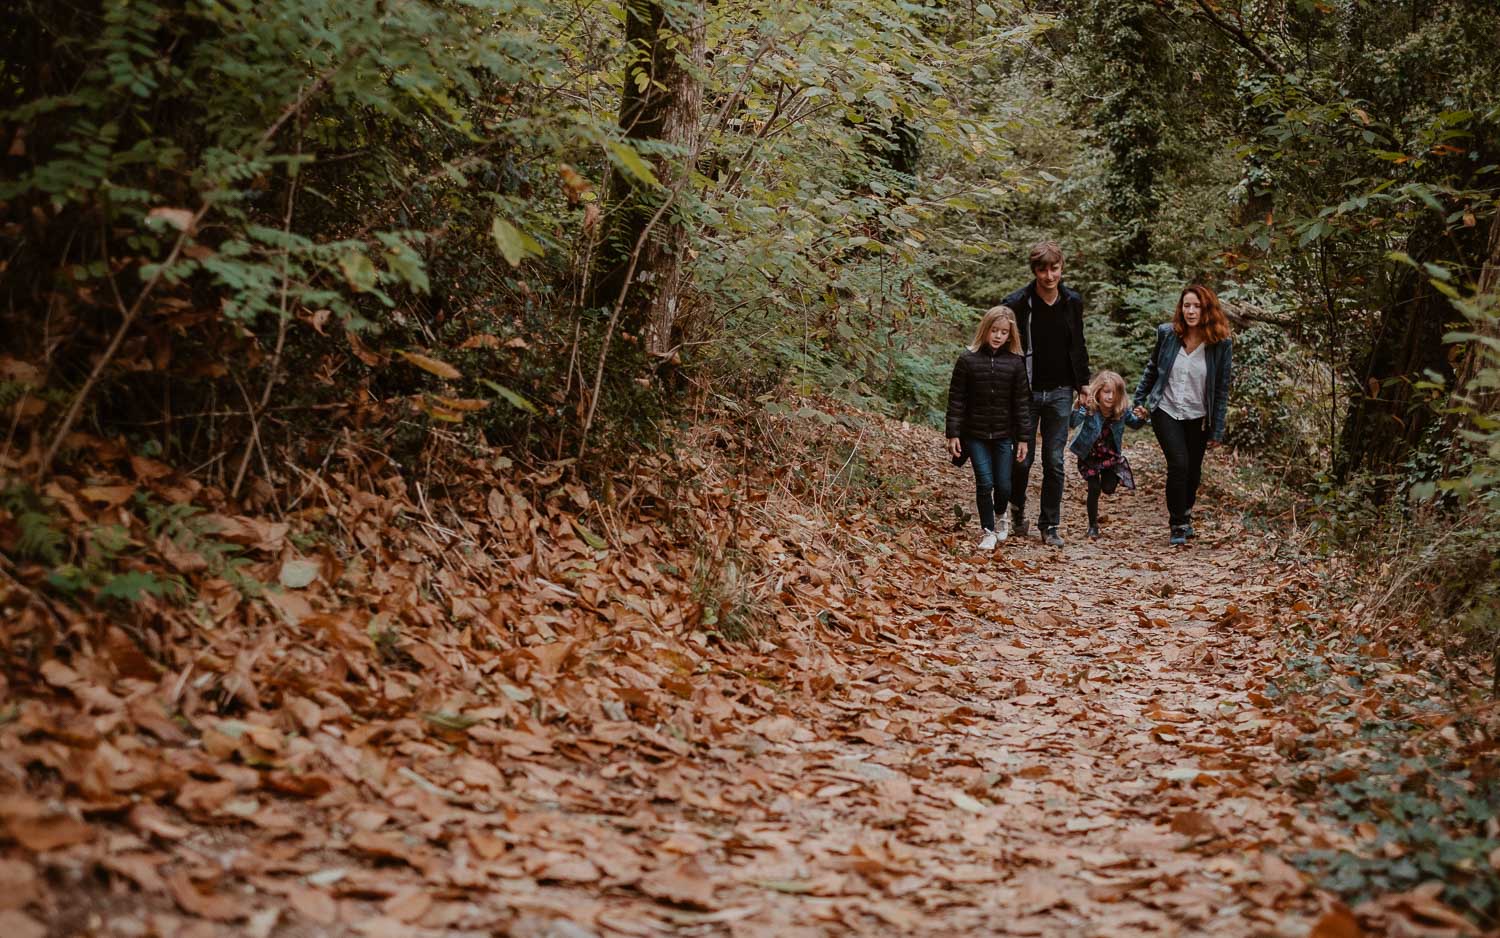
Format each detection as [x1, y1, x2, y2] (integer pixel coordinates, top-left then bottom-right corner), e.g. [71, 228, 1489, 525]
[1132, 405, 1149, 420]
[948, 438, 962, 459]
[1015, 442, 1028, 463]
[1076, 388, 1093, 409]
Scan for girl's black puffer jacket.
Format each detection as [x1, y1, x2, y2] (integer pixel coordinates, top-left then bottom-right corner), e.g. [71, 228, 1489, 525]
[945, 347, 1032, 441]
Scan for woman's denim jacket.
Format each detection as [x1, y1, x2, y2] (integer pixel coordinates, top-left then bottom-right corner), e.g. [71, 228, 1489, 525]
[1068, 405, 1144, 459]
[1132, 323, 1234, 441]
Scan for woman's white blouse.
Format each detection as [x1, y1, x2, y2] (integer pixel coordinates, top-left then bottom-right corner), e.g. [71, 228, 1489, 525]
[1159, 343, 1208, 421]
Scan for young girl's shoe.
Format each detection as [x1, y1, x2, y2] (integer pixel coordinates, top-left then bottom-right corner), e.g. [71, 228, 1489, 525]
[995, 516, 1010, 542]
[978, 530, 998, 550]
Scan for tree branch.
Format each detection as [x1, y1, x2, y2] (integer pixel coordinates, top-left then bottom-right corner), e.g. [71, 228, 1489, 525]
[1189, 0, 1286, 77]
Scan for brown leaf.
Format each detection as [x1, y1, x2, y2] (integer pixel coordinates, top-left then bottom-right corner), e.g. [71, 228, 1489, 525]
[129, 803, 190, 841]
[349, 830, 427, 869]
[638, 857, 718, 909]
[78, 484, 136, 507]
[6, 813, 95, 852]
[530, 852, 601, 884]
[288, 886, 338, 925]
[381, 888, 434, 923]
[1310, 903, 1364, 938]
[398, 350, 461, 380]
[100, 853, 170, 893]
[347, 330, 385, 366]
[166, 872, 248, 922]
[264, 771, 335, 799]
[1169, 810, 1221, 839]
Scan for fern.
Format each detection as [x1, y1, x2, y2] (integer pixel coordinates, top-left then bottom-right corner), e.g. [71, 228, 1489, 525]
[16, 512, 66, 565]
[98, 570, 180, 604]
[2, 484, 67, 565]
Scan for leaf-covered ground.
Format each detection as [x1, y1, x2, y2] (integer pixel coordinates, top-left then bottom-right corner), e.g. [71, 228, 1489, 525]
[0, 405, 1489, 936]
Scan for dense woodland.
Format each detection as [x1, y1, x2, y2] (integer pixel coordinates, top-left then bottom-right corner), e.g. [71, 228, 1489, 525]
[6, 0, 1497, 651]
[3, 0, 1500, 932]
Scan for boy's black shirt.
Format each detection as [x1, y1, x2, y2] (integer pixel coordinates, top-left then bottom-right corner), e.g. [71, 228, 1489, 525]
[1028, 293, 1073, 391]
[1001, 280, 1091, 393]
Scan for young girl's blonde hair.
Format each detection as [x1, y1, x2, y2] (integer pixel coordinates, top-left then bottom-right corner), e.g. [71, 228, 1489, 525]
[1086, 370, 1129, 421]
[968, 305, 1023, 354]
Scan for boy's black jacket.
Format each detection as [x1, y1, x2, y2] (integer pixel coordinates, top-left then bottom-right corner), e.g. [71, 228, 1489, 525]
[945, 346, 1032, 443]
[1002, 281, 1090, 392]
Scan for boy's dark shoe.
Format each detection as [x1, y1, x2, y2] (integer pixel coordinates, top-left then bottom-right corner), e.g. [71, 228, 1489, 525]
[1169, 526, 1188, 546]
[1182, 523, 1196, 539]
[1042, 527, 1065, 548]
[1010, 507, 1028, 539]
[1087, 524, 1100, 540]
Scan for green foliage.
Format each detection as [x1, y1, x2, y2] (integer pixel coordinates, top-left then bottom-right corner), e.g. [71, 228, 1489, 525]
[138, 496, 261, 597]
[1, 483, 188, 604]
[2, 484, 66, 566]
[1269, 640, 1500, 924]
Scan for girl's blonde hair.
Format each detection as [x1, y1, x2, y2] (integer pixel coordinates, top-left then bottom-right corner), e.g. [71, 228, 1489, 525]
[968, 305, 1023, 354]
[1086, 370, 1129, 421]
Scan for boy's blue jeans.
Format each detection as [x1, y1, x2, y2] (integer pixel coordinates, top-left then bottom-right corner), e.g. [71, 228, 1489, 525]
[963, 438, 1015, 533]
[1010, 387, 1073, 530]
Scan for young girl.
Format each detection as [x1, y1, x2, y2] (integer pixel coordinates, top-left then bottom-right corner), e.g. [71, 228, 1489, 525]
[946, 306, 1032, 550]
[1069, 370, 1143, 539]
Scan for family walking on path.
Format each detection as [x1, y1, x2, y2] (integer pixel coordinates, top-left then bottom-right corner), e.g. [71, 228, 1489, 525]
[945, 241, 1235, 547]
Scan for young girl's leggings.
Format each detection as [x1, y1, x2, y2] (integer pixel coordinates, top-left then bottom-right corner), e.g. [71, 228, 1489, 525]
[1086, 469, 1120, 525]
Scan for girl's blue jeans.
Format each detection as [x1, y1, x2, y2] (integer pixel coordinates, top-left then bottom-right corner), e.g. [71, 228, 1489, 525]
[963, 438, 1015, 532]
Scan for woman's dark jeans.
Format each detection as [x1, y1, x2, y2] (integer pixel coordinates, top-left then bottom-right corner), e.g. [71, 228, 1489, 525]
[964, 438, 1015, 532]
[1151, 410, 1209, 528]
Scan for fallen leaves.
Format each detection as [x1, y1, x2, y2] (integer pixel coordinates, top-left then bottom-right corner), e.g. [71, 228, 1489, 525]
[0, 399, 1487, 936]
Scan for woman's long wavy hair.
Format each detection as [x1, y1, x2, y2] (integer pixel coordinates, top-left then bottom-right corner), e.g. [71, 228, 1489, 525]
[1172, 284, 1233, 344]
[968, 305, 1023, 354]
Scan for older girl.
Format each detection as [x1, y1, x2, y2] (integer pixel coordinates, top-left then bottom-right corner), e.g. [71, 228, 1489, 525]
[1131, 284, 1234, 545]
[946, 306, 1032, 549]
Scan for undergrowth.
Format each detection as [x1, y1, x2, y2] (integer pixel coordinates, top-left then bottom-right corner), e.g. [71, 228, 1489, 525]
[1267, 631, 1500, 924]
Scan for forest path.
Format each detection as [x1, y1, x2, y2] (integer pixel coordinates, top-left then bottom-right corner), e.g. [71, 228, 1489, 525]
[8, 420, 1343, 938]
[624, 434, 1326, 937]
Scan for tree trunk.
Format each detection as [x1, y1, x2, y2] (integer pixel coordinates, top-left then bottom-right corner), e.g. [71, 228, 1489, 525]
[1337, 214, 1491, 479]
[593, 0, 705, 360]
[1083, 0, 1168, 309]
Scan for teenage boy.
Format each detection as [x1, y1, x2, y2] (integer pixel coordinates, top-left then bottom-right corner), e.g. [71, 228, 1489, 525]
[1003, 241, 1091, 547]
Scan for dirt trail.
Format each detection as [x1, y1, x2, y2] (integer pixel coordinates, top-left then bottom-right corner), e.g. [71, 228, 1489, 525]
[590, 433, 1322, 937]
[4, 416, 1341, 938]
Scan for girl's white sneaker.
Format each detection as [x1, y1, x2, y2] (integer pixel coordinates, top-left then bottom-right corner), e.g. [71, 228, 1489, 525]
[995, 516, 1010, 542]
[978, 530, 998, 551]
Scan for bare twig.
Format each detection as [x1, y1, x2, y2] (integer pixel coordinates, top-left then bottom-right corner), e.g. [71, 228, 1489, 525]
[577, 192, 679, 460]
[232, 120, 302, 499]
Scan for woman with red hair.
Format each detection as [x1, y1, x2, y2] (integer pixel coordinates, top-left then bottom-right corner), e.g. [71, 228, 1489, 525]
[1130, 284, 1234, 546]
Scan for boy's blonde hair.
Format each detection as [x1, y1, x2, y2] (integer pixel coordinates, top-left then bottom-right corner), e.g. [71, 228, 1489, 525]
[968, 305, 1023, 354]
[1086, 370, 1129, 421]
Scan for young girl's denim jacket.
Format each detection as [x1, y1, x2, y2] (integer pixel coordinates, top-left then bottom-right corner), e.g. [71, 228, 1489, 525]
[1068, 405, 1145, 460]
